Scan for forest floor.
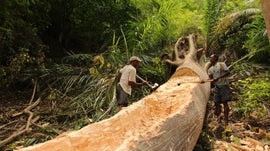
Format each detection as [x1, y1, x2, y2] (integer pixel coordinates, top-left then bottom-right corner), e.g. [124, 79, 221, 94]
[1, 90, 270, 150]
[195, 100, 270, 151]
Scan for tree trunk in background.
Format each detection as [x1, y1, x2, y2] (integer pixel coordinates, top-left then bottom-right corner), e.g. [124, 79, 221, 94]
[261, 0, 270, 43]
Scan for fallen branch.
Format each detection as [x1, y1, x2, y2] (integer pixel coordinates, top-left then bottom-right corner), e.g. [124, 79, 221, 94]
[24, 98, 41, 130]
[0, 117, 39, 147]
[97, 98, 116, 121]
[29, 79, 38, 105]
[0, 129, 28, 148]
[0, 98, 41, 147]
[12, 80, 38, 117]
[0, 120, 19, 130]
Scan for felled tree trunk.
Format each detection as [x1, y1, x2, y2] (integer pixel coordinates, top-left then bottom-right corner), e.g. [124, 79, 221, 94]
[18, 34, 210, 151]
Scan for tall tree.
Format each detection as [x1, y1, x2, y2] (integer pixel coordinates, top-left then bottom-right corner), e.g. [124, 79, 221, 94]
[260, 0, 270, 42]
[204, 0, 223, 55]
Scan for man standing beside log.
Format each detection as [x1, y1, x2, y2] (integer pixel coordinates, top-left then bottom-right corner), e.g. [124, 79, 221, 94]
[116, 56, 147, 110]
[208, 54, 231, 126]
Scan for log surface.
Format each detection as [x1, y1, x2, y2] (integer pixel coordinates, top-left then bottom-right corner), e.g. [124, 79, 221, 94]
[18, 67, 210, 151]
[18, 34, 210, 151]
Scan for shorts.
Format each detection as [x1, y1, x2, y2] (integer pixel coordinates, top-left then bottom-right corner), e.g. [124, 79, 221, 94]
[116, 84, 130, 107]
[213, 85, 231, 103]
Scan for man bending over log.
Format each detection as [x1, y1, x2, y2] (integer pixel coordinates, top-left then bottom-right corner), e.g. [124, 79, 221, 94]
[116, 56, 147, 110]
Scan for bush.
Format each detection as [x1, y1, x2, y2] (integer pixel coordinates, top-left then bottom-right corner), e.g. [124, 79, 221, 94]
[233, 76, 270, 118]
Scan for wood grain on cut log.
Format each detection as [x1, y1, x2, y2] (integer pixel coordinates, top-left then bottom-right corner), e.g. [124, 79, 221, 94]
[18, 34, 210, 151]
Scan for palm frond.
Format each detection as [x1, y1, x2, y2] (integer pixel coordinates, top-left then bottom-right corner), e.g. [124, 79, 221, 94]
[244, 16, 270, 63]
[208, 8, 261, 55]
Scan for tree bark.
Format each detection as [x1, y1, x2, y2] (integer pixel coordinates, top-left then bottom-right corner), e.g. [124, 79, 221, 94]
[261, 0, 270, 43]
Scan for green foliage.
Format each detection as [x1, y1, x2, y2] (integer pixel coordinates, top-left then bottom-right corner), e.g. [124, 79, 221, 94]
[2, 0, 270, 149]
[140, 56, 167, 83]
[221, 0, 256, 15]
[208, 8, 261, 56]
[194, 130, 212, 151]
[229, 61, 270, 121]
[0, 0, 49, 89]
[127, 0, 204, 54]
[1, 0, 208, 91]
[37, 62, 116, 122]
[233, 76, 270, 118]
[204, 0, 222, 39]
[244, 15, 270, 63]
[43, 0, 138, 55]
[130, 55, 168, 103]
[229, 135, 241, 146]
[204, 0, 262, 57]
[34, 38, 128, 123]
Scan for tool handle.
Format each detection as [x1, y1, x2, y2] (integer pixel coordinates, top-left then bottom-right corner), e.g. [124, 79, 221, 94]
[201, 79, 214, 83]
[136, 75, 145, 81]
[136, 75, 151, 87]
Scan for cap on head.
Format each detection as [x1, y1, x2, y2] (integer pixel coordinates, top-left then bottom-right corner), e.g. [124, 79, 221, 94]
[129, 56, 142, 62]
[210, 54, 218, 59]
[210, 54, 219, 63]
[210, 54, 216, 58]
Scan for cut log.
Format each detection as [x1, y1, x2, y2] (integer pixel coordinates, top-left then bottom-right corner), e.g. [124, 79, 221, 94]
[18, 34, 210, 151]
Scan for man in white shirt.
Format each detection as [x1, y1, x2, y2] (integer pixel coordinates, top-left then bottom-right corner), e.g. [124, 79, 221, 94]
[208, 54, 231, 126]
[116, 56, 147, 110]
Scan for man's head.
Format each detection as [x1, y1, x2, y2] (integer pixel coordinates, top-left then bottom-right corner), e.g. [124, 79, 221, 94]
[129, 56, 142, 68]
[210, 54, 218, 64]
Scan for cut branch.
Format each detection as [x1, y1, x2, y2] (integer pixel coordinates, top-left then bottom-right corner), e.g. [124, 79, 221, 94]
[164, 34, 203, 68]
[0, 98, 41, 147]
[24, 98, 41, 130]
[12, 80, 38, 117]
